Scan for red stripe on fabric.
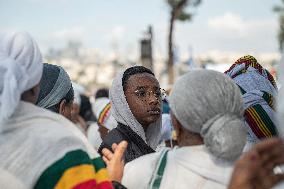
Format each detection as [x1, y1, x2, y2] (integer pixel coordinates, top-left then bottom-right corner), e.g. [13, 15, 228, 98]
[245, 110, 266, 139]
[245, 110, 263, 138]
[72, 179, 97, 189]
[96, 181, 114, 189]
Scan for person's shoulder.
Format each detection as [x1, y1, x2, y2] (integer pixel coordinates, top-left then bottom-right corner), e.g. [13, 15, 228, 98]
[122, 151, 162, 189]
[125, 149, 164, 170]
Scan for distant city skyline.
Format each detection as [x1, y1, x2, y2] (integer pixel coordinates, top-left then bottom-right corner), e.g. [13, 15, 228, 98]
[0, 0, 282, 61]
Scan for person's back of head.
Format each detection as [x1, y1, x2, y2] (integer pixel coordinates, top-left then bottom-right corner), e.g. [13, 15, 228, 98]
[36, 63, 74, 120]
[225, 55, 278, 144]
[169, 69, 246, 161]
[79, 94, 96, 122]
[0, 31, 43, 124]
[95, 88, 109, 99]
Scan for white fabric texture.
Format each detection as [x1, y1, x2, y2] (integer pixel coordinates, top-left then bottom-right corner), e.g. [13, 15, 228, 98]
[122, 145, 233, 189]
[0, 101, 99, 188]
[37, 64, 72, 109]
[0, 32, 43, 124]
[87, 123, 103, 151]
[169, 70, 246, 161]
[72, 82, 84, 106]
[110, 71, 162, 150]
[92, 97, 117, 130]
[0, 169, 27, 189]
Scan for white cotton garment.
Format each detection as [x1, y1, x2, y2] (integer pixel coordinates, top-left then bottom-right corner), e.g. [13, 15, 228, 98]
[0, 32, 43, 125]
[87, 122, 103, 151]
[122, 145, 233, 189]
[0, 101, 99, 188]
[0, 168, 27, 189]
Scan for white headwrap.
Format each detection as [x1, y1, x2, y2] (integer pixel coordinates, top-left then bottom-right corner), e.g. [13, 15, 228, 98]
[92, 97, 117, 130]
[0, 32, 43, 124]
[72, 82, 85, 106]
[170, 69, 246, 161]
[110, 71, 162, 150]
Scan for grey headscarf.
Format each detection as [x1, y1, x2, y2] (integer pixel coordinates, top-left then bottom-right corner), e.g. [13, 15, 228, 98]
[170, 69, 246, 161]
[110, 72, 162, 150]
[37, 63, 73, 109]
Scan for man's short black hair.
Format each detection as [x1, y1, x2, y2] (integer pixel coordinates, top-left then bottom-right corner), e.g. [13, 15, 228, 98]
[95, 88, 109, 99]
[122, 66, 154, 91]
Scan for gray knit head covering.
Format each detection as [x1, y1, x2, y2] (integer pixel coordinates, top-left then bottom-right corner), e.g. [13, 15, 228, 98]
[169, 69, 246, 161]
[36, 63, 74, 110]
[110, 71, 162, 150]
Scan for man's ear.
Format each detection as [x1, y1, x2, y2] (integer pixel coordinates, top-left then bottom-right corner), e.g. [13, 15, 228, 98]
[170, 112, 182, 139]
[30, 84, 40, 96]
[59, 100, 67, 115]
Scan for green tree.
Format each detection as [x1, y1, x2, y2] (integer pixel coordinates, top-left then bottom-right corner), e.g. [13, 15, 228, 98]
[274, 1, 284, 52]
[166, 0, 201, 84]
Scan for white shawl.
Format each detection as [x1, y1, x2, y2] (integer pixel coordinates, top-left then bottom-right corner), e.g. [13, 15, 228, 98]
[0, 101, 98, 188]
[122, 145, 233, 189]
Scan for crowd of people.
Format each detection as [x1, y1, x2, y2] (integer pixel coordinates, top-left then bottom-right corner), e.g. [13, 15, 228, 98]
[1, 31, 284, 189]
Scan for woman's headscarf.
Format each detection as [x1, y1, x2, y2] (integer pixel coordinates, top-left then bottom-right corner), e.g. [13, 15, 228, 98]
[93, 97, 117, 130]
[110, 71, 162, 150]
[0, 32, 43, 124]
[170, 69, 246, 161]
[225, 55, 278, 143]
[37, 63, 73, 109]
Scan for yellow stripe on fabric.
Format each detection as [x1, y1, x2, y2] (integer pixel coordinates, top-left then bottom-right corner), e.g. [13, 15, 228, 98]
[246, 108, 267, 135]
[252, 108, 273, 137]
[95, 168, 110, 184]
[248, 108, 271, 136]
[248, 108, 272, 137]
[98, 103, 111, 125]
[54, 164, 95, 189]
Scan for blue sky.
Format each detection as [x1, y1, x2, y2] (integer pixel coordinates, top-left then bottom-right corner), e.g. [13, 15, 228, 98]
[0, 0, 282, 58]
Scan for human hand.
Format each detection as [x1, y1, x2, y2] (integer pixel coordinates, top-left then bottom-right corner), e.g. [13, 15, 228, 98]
[102, 141, 128, 182]
[228, 138, 284, 189]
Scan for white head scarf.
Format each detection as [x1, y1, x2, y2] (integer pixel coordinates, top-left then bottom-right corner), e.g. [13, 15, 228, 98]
[170, 69, 246, 161]
[93, 97, 117, 130]
[0, 32, 43, 124]
[110, 71, 162, 150]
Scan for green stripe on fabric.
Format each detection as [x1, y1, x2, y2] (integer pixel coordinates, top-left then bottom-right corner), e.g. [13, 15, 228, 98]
[92, 157, 106, 172]
[237, 85, 246, 95]
[253, 104, 277, 136]
[262, 92, 270, 104]
[152, 150, 169, 189]
[262, 91, 274, 109]
[34, 150, 92, 189]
